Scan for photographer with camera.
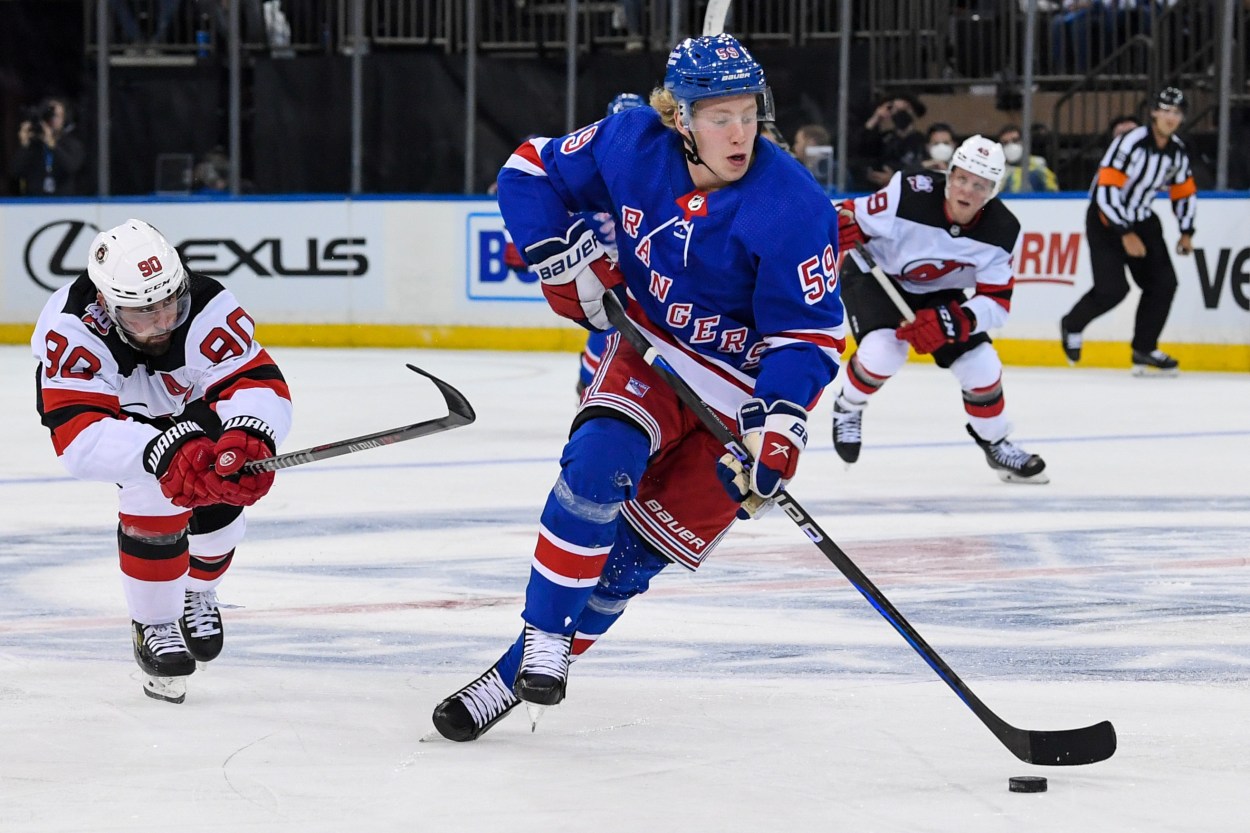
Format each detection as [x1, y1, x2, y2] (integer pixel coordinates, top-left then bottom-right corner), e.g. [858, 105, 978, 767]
[852, 92, 927, 191]
[10, 97, 85, 196]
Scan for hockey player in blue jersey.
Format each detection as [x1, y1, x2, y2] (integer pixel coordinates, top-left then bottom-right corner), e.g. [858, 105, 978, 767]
[576, 92, 648, 398]
[431, 34, 845, 742]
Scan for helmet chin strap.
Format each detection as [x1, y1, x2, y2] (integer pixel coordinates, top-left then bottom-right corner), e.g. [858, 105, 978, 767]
[681, 131, 705, 168]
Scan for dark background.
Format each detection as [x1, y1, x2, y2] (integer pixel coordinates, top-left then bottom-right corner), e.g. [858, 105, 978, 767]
[0, 1, 869, 195]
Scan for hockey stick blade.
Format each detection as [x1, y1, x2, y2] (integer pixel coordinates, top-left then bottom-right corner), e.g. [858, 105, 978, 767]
[601, 292, 1116, 766]
[241, 364, 476, 473]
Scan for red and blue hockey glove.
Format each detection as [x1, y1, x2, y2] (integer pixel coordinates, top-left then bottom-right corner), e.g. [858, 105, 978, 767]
[524, 218, 627, 332]
[212, 416, 277, 507]
[717, 398, 809, 517]
[144, 422, 223, 508]
[895, 302, 974, 355]
[837, 198, 866, 252]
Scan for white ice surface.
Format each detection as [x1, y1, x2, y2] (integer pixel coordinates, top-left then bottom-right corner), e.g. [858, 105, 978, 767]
[2, 344, 1248, 832]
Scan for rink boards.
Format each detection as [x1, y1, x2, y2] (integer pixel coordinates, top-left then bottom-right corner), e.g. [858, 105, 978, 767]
[1, 193, 1247, 370]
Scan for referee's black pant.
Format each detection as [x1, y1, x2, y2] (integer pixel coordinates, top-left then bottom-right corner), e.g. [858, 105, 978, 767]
[1062, 204, 1178, 354]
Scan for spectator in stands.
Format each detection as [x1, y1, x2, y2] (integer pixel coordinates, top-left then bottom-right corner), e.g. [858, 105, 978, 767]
[853, 92, 927, 190]
[110, 0, 184, 47]
[792, 123, 832, 185]
[996, 124, 1059, 192]
[920, 122, 956, 173]
[1109, 114, 1140, 139]
[9, 97, 85, 196]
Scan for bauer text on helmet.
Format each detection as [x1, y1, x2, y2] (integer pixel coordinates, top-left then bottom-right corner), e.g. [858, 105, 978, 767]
[663, 34, 775, 129]
[87, 219, 190, 350]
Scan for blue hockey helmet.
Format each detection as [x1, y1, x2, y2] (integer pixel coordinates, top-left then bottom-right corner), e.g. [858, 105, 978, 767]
[606, 92, 646, 117]
[663, 34, 774, 128]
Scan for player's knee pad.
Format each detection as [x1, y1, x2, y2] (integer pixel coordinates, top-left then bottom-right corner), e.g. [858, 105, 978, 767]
[117, 514, 190, 583]
[949, 342, 1003, 390]
[554, 417, 650, 521]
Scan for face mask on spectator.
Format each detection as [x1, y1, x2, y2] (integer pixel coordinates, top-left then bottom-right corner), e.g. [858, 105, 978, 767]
[929, 142, 954, 163]
[1002, 141, 1024, 164]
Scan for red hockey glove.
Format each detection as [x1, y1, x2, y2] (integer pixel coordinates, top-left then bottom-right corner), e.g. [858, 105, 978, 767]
[525, 218, 627, 332]
[144, 422, 223, 508]
[716, 399, 808, 518]
[212, 416, 277, 507]
[503, 240, 526, 271]
[896, 302, 975, 355]
[837, 198, 866, 253]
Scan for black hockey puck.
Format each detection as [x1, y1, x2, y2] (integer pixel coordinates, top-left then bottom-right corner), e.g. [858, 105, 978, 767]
[1008, 776, 1048, 793]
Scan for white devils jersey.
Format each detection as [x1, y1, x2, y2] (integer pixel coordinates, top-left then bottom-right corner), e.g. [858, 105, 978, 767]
[849, 171, 1021, 328]
[32, 273, 292, 485]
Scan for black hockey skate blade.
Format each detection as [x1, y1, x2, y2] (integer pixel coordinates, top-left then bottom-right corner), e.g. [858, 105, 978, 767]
[1008, 776, 1048, 793]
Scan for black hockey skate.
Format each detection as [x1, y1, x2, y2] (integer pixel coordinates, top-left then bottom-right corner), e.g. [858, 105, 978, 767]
[1060, 322, 1082, 365]
[1131, 349, 1179, 377]
[966, 424, 1049, 485]
[515, 624, 573, 709]
[179, 588, 224, 663]
[432, 664, 521, 742]
[831, 401, 863, 465]
[132, 621, 196, 704]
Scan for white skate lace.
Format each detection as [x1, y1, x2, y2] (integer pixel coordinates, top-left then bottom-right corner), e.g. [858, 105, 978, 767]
[144, 622, 188, 656]
[520, 625, 571, 679]
[182, 590, 222, 638]
[459, 669, 519, 726]
[990, 439, 1033, 471]
[833, 407, 862, 444]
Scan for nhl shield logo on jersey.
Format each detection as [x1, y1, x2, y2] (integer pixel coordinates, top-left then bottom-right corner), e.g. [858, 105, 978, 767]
[907, 174, 934, 193]
[677, 189, 709, 221]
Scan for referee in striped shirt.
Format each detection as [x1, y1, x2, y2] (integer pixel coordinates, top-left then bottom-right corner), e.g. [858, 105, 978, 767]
[1061, 87, 1196, 375]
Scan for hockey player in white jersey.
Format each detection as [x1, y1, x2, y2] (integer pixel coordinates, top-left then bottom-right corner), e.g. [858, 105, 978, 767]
[31, 219, 293, 702]
[832, 135, 1048, 483]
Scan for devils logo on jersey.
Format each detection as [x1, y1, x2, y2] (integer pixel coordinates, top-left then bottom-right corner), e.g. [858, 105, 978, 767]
[901, 258, 976, 283]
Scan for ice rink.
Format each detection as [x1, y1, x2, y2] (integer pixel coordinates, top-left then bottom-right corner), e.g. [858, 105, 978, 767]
[2, 343, 1247, 832]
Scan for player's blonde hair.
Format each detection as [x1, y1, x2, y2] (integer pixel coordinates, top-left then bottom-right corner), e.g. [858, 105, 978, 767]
[649, 88, 680, 130]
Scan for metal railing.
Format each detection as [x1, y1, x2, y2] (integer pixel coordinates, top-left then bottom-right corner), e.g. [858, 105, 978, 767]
[83, 0, 1247, 192]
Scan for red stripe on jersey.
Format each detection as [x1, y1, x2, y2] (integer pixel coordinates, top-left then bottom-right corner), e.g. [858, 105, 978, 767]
[533, 535, 609, 581]
[189, 550, 234, 581]
[41, 387, 120, 415]
[514, 140, 545, 171]
[210, 350, 291, 404]
[51, 411, 111, 455]
[119, 549, 189, 582]
[976, 279, 1013, 312]
[120, 512, 192, 535]
[964, 398, 1005, 418]
[775, 330, 848, 354]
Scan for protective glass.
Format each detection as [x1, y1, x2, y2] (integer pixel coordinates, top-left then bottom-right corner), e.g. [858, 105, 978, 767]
[113, 282, 191, 341]
[682, 89, 775, 131]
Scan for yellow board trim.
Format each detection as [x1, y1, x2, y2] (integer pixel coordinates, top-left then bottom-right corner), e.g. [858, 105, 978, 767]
[5, 322, 1248, 371]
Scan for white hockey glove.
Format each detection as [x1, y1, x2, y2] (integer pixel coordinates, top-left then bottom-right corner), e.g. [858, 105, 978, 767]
[524, 218, 626, 332]
[716, 398, 809, 518]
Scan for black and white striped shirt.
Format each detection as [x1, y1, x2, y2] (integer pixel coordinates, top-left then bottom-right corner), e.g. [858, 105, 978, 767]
[1089, 124, 1196, 235]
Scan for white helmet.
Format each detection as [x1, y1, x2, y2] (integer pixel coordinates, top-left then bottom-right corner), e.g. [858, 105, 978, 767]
[87, 219, 189, 347]
[948, 134, 1006, 197]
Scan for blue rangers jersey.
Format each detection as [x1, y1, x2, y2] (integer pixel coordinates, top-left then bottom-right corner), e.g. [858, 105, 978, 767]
[498, 107, 845, 417]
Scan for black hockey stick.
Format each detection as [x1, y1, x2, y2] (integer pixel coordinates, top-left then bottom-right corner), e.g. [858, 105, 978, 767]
[240, 364, 475, 474]
[602, 292, 1115, 766]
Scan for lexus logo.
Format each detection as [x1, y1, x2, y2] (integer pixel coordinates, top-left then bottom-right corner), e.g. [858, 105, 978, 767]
[24, 219, 100, 292]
